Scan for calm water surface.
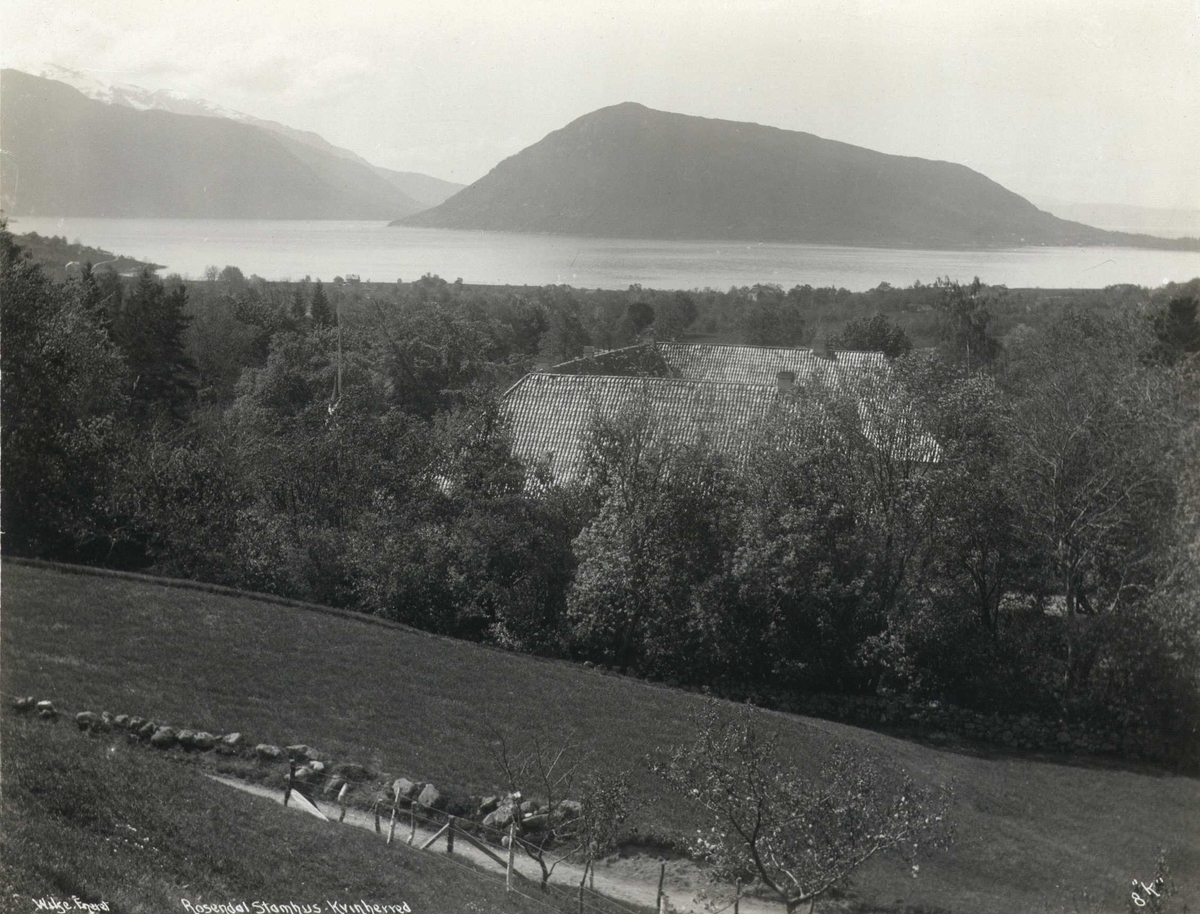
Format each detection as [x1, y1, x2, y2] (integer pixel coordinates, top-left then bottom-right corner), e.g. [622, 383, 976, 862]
[12, 218, 1200, 291]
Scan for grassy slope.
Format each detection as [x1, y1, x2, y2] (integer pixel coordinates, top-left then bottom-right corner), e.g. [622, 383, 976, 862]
[0, 712, 566, 914]
[3, 563, 1198, 913]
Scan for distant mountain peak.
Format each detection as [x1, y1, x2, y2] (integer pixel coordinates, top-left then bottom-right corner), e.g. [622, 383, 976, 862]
[399, 102, 1196, 251]
[2, 68, 465, 217]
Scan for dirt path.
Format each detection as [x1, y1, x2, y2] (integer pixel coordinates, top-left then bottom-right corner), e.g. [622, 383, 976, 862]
[208, 775, 779, 914]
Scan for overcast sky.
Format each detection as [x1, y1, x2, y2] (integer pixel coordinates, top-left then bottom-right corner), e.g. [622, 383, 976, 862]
[3, 0, 1197, 208]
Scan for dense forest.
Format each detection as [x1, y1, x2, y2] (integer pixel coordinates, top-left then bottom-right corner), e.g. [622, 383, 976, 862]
[4, 223, 1199, 765]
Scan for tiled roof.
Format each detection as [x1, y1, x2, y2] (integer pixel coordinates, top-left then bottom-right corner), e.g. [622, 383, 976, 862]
[506, 344, 937, 486]
[657, 343, 887, 388]
[502, 374, 785, 484]
[547, 344, 673, 377]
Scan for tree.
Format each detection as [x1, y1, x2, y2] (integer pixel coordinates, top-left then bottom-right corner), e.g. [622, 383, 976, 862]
[652, 702, 952, 914]
[829, 313, 913, 358]
[626, 300, 655, 334]
[572, 771, 629, 907]
[1004, 310, 1180, 697]
[741, 287, 807, 346]
[290, 284, 308, 322]
[486, 728, 586, 891]
[1150, 293, 1200, 364]
[654, 291, 698, 340]
[309, 280, 333, 327]
[218, 264, 247, 293]
[0, 224, 128, 555]
[567, 397, 736, 677]
[538, 301, 590, 364]
[735, 359, 944, 693]
[114, 268, 197, 420]
[933, 277, 1002, 372]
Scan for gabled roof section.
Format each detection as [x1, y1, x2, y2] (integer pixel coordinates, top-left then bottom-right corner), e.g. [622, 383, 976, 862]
[546, 343, 674, 377]
[657, 342, 887, 388]
[502, 374, 782, 484]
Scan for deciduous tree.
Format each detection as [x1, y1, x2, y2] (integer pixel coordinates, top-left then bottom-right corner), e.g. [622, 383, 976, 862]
[652, 702, 952, 914]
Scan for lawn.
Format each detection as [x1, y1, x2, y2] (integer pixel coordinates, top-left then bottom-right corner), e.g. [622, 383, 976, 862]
[0, 710, 582, 914]
[3, 562, 1197, 913]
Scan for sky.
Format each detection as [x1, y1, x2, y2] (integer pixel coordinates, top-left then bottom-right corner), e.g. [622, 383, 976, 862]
[2, 0, 1197, 209]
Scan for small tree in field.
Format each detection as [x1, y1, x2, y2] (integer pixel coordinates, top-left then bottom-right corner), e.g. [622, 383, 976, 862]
[486, 728, 584, 890]
[652, 701, 953, 914]
[572, 771, 629, 912]
[486, 729, 629, 897]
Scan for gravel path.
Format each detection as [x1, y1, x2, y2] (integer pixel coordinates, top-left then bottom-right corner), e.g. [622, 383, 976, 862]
[208, 775, 779, 914]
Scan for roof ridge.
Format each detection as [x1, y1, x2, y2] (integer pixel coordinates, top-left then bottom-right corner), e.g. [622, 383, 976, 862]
[516, 372, 778, 391]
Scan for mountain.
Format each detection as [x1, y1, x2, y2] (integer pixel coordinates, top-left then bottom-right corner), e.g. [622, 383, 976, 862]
[374, 167, 464, 207]
[398, 102, 1199, 250]
[0, 68, 425, 219]
[30, 66, 467, 209]
[1037, 199, 1200, 240]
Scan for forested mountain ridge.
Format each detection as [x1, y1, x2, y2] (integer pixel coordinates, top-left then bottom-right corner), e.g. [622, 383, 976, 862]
[400, 102, 1199, 250]
[0, 69, 426, 219]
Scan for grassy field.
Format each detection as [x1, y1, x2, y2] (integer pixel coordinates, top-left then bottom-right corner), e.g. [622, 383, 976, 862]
[3, 562, 1198, 913]
[0, 710, 584, 914]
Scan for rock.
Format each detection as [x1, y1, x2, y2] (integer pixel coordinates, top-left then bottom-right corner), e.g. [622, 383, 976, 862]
[478, 795, 500, 817]
[114, 714, 130, 729]
[324, 776, 347, 797]
[555, 799, 583, 818]
[128, 716, 146, 732]
[220, 732, 244, 750]
[36, 700, 58, 719]
[150, 727, 178, 748]
[294, 766, 314, 781]
[483, 805, 515, 829]
[12, 696, 36, 713]
[520, 812, 549, 832]
[101, 711, 115, 727]
[393, 778, 419, 801]
[332, 761, 370, 781]
[137, 721, 157, 739]
[286, 744, 316, 761]
[309, 760, 325, 773]
[416, 783, 441, 810]
[177, 729, 197, 748]
[255, 743, 284, 760]
[192, 731, 216, 751]
[519, 798, 540, 815]
[77, 711, 101, 731]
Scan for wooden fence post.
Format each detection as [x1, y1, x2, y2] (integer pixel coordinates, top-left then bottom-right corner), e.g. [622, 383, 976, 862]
[284, 760, 295, 807]
[337, 784, 348, 823]
[506, 822, 516, 892]
[655, 862, 665, 911]
[387, 800, 398, 845]
[408, 802, 416, 844]
[446, 816, 455, 854]
[734, 877, 741, 914]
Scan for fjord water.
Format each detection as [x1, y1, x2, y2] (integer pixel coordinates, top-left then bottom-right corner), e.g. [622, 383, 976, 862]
[13, 217, 1200, 291]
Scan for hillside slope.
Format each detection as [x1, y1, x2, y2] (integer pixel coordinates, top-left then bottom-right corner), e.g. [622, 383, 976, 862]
[400, 102, 1198, 250]
[0, 69, 425, 219]
[3, 562, 1197, 914]
[375, 166, 465, 207]
[29, 64, 464, 209]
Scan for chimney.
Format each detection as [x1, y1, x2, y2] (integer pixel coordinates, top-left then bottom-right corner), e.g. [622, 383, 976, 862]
[776, 370, 796, 394]
[818, 339, 838, 360]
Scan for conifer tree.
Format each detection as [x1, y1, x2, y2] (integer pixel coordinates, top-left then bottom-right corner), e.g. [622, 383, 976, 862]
[114, 268, 197, 420]
[310, 280, 333, 327]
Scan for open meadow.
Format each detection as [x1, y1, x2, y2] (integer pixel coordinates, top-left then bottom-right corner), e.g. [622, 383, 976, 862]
[3, 562, 1197, 913]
